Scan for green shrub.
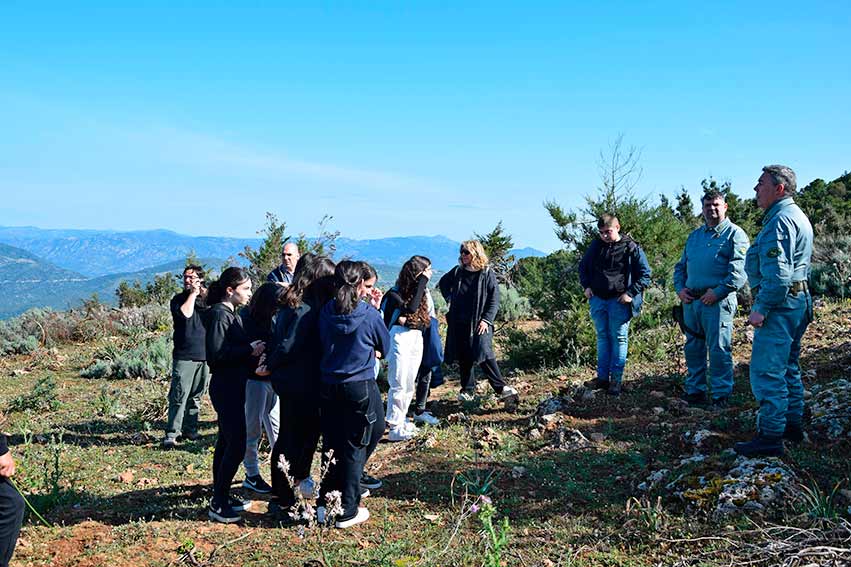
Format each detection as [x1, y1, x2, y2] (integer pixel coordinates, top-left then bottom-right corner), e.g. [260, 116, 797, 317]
[80, 334, 172, 380]
[496, 284, 532, 323]
[811, 235, 851, 299]
[7, 375, 61, 413]
[501, 306, 596, 369]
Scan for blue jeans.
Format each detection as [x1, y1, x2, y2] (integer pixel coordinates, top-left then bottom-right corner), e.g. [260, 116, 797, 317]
[750, 291, 812, 436]
[683, 296, 736, 398]
[589, 296, 631, 384]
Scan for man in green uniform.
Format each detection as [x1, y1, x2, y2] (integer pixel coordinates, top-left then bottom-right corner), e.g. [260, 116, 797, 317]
[735, 165, 813, 457]
[674, 189, 749, 407]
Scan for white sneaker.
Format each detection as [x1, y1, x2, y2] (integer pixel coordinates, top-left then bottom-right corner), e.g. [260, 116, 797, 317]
[387, 427, 415, 442]
[298, 477, 316, 499]
[336, 506, 370, 529]
[499, 385, 519, 400]
[413, 411, 439, 426]
[316, 506, 326, 525]
[458, 392, 476, 402]
[404, 421, 420, 434]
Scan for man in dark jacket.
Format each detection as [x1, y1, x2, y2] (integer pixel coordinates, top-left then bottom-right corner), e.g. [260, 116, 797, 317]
[267, 242, 300, 285]
[163, 265, 210, 448]
[579, 214, 652, 396]
[0, 433, 24, 567]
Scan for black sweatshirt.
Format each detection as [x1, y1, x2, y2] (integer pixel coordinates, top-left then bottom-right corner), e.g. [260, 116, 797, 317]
[0, 434, 7, 457]
[205, 303, 254, 382]
[267, 299, 322, 395]
[382, 275, 429, 328]
[240, 308, 273, 381]
[170, 291, 208, 361]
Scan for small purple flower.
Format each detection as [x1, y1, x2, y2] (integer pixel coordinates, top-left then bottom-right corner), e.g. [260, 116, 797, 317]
[480, 495, 492, 505]
[470, 504, 479, 513]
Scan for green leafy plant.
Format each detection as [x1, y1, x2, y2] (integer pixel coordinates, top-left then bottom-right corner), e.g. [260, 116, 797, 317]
[7, 375, 61, 413]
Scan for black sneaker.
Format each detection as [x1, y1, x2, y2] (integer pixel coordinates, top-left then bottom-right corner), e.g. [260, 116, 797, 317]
[783, 422, 804, 443]
[606, 382, 622, 397]
[584, 379, 610, 391]
[734, 433, 784, 457]
[182, 430, 200, 441]
[361, 487, 370, 499]
[242, 475, 272, 494]
[229, 495, 251, 512]
[161, 437, 180, 449]
[360, 474, 382, 490]
[681, 392, 708, 406]
[208, 500, 241, 523]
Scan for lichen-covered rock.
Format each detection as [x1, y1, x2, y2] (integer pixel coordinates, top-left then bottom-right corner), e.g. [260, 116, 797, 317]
[809, 379, 851, 441]
[682, 429, 723, 451]
[552, 427, 590, 451]
[638, 453, 797, 520]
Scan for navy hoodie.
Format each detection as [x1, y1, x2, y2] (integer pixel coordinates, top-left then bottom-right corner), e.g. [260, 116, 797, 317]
[319, 300, 390, 384]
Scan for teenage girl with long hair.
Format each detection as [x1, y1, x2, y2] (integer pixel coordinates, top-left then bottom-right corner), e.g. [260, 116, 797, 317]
[240, 282, 284, 494]
[317, 260, 390, 529]
[205, 267, 265, 523]
[264, 254, 336, 518]
[382, 255, 435, 441]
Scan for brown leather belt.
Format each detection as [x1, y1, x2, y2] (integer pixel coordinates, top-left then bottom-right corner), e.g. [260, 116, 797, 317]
[751, 281, 808, 297]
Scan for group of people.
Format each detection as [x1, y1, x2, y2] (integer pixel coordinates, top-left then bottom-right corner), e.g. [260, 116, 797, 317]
[0, 163, 815, 564]
[580, 164, 813, 458]
[161, 239, 516, 527]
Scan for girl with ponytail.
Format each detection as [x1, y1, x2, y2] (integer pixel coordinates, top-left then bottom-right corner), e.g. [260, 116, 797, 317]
[205, 267, 265, 523]
[316, 260, 390, 529]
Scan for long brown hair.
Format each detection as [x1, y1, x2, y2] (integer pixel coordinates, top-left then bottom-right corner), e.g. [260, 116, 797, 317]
[396, 255, 431, 329]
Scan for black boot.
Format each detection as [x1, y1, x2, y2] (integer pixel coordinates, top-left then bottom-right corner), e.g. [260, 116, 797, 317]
[584, 378, 610, 390]
[734, 433, 784, 457]
[782, 422, 804, 443]
[680, 391, 707, 407]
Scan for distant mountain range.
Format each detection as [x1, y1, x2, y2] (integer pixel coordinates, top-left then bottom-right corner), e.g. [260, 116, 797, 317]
[0, 226, 546, 319]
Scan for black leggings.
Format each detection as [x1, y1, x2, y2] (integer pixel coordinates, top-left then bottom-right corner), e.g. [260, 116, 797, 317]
[0, 479, 23, 567]
[271, 384, 321, 507]
[209, 376, 247, 505]
[459, 357, 505, 394]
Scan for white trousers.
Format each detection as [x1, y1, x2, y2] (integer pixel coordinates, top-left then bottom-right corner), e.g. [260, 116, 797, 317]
[386, 325, 424, 430]
[243, 379, 280, 477]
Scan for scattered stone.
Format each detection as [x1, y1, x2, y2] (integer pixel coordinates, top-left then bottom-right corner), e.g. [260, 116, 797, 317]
[552, 427, 590, 451]
[540, 413, 559, 425]
[511, 466, 527, 479]
[536, 395, 567, 417]
[578, 388, 597, 402]
[588, 432, 606, 443]
[473, 427, 503, 450]
[117, 470, 134, 484]
[528, 429, 542, 440]
[446, 412, 469, 424]
[809, 379, 851, 441]
[637, 468, 671, 492]
[649, 391, 665, 399]
[667, 398, 689, 411]
[651, 407, 665, 416]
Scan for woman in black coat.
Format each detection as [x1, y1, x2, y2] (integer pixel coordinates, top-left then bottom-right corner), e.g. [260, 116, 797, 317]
[438, 240, 518, 404]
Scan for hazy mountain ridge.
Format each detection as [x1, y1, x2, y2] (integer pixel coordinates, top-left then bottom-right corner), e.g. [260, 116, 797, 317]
[0, 227, 546, 318]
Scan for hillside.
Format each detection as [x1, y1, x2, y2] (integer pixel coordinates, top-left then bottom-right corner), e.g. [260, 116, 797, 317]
[1, 300, 849, 565]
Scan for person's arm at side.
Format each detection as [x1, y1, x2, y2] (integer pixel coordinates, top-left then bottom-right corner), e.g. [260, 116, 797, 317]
[627, 244, 652, 298]
[438, 269, 454, 303]
[750, 218, 795, 326]
[0, 434, 15, 478]
[673, 239, 694, 303]
[402, 275, 429, 314]
[372, 309, 392, 360]
[479, 270, 499, 334]
[579, 241, 596, 299]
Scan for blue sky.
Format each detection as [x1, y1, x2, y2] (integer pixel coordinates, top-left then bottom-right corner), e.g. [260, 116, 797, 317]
[1, 2, 849, 252]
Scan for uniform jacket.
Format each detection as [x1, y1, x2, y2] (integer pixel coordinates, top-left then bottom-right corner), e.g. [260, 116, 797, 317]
[674, 218, 750, 300]
[746, 197, 813, 316]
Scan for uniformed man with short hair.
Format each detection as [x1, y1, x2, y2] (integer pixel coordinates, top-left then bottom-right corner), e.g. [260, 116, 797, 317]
[735, 164, 813, 457]
[674, 189, 749, 408]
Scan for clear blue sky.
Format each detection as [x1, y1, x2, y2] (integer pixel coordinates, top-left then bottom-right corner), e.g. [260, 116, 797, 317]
[1, 1, 849, 251]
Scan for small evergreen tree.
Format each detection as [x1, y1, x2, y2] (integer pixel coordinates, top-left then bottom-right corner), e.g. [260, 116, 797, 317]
[240, 212, 291, 289]
[475, 221, 515, 285]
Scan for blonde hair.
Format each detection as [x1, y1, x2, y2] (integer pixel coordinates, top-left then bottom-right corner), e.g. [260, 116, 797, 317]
[460, 240, 489, 271]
